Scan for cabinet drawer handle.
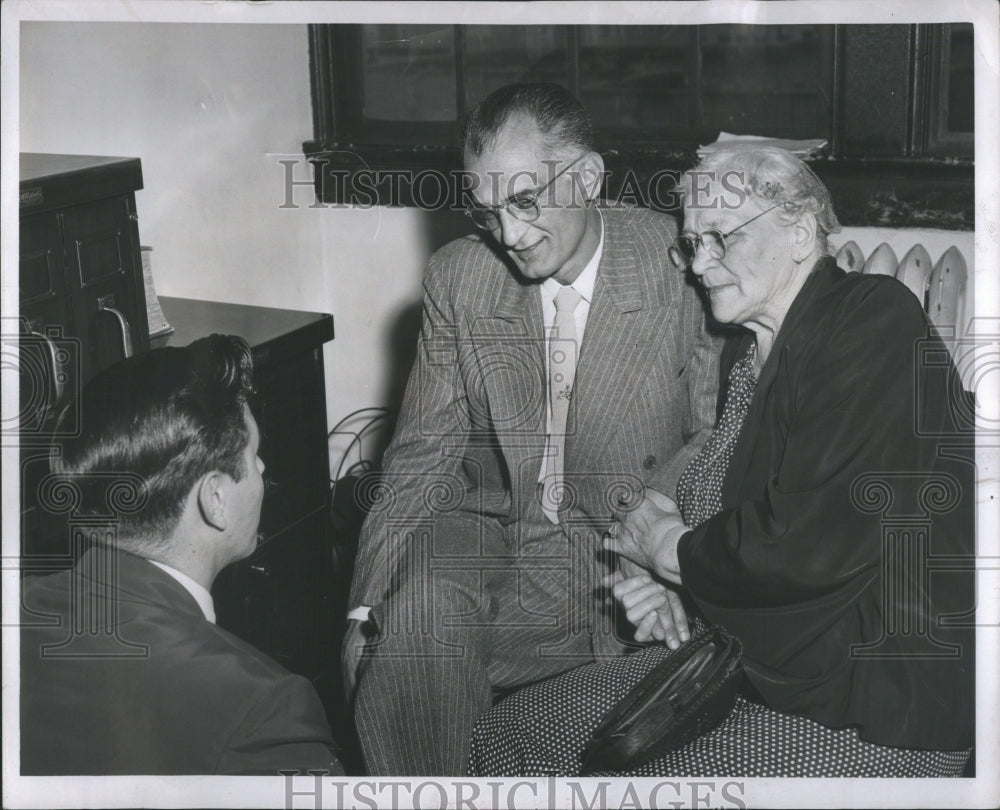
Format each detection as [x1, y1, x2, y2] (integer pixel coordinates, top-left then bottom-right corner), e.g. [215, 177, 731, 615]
[97, 303, 134, 359]
[28, 329, 65, 412]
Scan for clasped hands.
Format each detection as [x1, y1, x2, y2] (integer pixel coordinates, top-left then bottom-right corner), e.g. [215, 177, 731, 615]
[603, 488, 692, 649]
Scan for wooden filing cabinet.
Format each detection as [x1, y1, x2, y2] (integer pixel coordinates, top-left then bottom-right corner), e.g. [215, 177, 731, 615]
[19, 154, 151, 561]
[19, 154, 150, 386]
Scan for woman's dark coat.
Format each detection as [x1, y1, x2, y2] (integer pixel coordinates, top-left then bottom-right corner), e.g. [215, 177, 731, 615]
[678, 257, 975, 751]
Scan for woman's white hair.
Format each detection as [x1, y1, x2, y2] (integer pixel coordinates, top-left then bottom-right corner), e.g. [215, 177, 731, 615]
[681, 146, 841, 252]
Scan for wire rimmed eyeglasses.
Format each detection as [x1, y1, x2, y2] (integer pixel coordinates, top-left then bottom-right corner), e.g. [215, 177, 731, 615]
[465, 154, 587, 231]
[668, 202, 789, 268]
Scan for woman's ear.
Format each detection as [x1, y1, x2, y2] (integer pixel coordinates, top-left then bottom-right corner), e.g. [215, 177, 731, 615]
[578, 151, 606, 202]
[197, 472, 227, 531]
[790, 210, 818, 262]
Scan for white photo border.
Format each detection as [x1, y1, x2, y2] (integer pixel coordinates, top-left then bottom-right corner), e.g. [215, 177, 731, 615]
[2, 1, 997, 808]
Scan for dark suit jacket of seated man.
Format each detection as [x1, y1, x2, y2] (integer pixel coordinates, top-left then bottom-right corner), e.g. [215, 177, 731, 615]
[344, 83, 721, 775]
[20, 334, 344, 776]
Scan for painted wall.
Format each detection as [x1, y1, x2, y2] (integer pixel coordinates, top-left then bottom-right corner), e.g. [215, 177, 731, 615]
[19, 21, 434, 472]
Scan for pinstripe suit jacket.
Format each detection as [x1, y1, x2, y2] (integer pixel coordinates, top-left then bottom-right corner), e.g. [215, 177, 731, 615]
[350, 205, 719, 621]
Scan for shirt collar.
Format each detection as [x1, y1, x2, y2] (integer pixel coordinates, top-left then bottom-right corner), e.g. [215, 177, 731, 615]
[541, 209, 604, 302]
[149, 560, 217, 624]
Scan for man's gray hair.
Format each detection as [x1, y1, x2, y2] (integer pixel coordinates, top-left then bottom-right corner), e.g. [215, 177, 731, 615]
[462, 82, 594, 158]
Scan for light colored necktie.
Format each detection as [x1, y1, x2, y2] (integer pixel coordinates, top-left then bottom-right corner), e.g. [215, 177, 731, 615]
[542, 285, 583, 523]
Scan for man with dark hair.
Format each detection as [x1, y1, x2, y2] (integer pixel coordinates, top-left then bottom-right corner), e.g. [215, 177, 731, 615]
[345, 83, 720, 774]
[20, 334, 344, 775]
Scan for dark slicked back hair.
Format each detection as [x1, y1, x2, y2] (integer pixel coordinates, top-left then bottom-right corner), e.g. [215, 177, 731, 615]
[462, 82, 594, 158]
[51, 334, 255, 555]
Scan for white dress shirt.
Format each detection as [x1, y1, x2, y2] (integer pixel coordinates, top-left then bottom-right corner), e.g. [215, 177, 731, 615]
[150, 559, 217, 624]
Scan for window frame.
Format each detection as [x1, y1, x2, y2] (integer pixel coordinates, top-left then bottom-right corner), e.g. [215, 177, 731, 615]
[303, 22, 974, 229]
[920, 23, 976, 157]
[306, 23, 837, 153]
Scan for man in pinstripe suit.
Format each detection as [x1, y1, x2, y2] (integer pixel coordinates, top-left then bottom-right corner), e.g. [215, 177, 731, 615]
[345, 84, 720, 775]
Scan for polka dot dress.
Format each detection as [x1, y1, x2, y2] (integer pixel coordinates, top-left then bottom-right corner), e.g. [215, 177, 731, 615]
[468, 342, 970, 778]
[468, 641, 970, 777]
[677, 342, 758, 529]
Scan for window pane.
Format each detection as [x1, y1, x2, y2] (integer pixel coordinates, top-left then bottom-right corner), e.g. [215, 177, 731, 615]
[361, 25, 457, 121]
[946, 23, 974, 133]
[700, 25, 830, 137]
[578, 26, 691, 131]
[464, 26, 568, 107]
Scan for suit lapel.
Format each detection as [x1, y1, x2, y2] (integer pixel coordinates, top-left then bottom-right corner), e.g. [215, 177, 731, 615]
[568, 216, 673, 475]
[473, 275, 548, 488]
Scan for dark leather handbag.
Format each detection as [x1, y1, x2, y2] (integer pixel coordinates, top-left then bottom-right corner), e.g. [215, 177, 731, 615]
[580, 626, 744, 775]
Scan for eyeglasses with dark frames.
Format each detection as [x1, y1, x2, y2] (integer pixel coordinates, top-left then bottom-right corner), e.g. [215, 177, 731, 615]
[465, 154, 587, 231]
[668, 202, 790, 268]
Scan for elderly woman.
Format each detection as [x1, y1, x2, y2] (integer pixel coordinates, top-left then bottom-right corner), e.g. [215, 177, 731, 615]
[467, 146, 975, 777]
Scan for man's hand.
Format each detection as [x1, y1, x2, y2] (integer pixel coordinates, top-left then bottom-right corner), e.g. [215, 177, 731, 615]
[603, 489, 689, 585]
[341, 618, 374, 702]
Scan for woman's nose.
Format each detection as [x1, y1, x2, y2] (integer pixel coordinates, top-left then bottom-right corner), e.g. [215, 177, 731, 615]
[690, 242, 712, 277]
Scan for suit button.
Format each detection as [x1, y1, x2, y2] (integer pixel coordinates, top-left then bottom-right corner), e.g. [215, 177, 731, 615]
[643, 455, 656, 470]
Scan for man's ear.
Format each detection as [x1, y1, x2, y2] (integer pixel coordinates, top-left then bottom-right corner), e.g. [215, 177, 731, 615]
[197, 472, 227, 532]
[790, 211, 818, 262]
[578, 150, 606, 202]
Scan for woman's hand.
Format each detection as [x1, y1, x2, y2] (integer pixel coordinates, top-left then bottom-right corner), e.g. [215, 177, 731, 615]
[603, 489, 689, 585]
[604, 567, 690, 649]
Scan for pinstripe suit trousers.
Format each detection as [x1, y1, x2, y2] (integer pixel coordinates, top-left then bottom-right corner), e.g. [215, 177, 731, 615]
[354, 498, 617, 775]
